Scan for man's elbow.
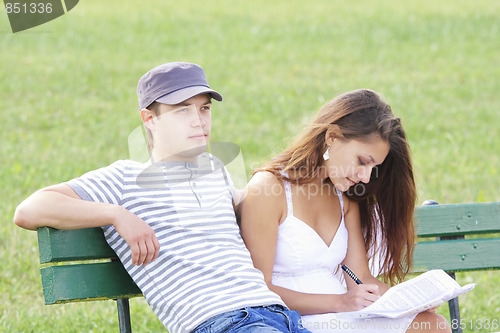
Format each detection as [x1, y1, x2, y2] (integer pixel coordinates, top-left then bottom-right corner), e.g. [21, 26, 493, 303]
[13, 204, 37, 230]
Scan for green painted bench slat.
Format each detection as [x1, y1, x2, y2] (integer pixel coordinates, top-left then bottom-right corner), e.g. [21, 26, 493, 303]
[414, 202, 500, 238]
[37, 226, 141, 332]
[38, 227, 116, 263]
[413, 201, 500, 333]
[41, 262, 142, 304]
[413, 238, 500, 273]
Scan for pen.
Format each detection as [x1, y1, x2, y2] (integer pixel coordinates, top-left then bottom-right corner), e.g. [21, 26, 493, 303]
[341, 264, 363, 285]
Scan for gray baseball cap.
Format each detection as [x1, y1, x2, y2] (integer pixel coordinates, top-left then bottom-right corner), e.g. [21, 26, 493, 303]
[137, 62, 223, 110]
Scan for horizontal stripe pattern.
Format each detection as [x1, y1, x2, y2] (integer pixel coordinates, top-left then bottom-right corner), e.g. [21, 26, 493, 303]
[66, 155, 283, 333]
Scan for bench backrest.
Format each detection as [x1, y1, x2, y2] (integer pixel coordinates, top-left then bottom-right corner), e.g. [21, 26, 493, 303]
[413, 202, 500, 273]
[37, 227, 142, 304]
[36, 202, 500, 303]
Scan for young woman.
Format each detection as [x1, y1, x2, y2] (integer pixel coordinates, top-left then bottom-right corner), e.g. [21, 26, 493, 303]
[239, 89, 450, 332]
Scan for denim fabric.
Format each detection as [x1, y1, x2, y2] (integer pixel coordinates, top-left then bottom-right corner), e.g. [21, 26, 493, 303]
[192, 305, 312, 333]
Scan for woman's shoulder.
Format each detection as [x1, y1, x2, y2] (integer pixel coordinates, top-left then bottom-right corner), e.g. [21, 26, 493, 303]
[246, 171, 285, 198]
[251, 170, 282, 184]
[240, 171, 287, 224]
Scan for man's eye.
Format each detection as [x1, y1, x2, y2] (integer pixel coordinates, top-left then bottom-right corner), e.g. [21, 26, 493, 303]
[201, 106, 211, 112]
[177, 107, 190, 113]
[358, 159, 366, 166]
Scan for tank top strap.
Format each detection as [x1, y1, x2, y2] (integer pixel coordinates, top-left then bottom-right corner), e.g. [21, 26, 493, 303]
[335, 188, 345, 222]
[281, 172, 293, 217]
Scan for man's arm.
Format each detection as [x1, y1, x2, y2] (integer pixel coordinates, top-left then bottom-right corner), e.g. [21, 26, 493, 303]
[14, 183, 160, 266]
[14, 183, 119, 230]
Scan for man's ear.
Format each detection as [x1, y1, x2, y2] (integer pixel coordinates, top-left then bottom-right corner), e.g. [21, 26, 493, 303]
[140, 108, 155, 130]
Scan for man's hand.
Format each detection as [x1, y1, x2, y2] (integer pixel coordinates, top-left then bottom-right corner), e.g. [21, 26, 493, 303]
[112, 206, 160, 266]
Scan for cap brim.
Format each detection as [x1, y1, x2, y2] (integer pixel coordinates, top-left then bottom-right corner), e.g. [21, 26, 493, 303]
[155, 86, 223, 105]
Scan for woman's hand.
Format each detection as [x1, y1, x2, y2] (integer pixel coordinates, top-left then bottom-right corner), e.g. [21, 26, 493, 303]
[338, 284, 380, 312]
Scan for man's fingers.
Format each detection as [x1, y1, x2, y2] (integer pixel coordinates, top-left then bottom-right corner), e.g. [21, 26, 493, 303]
[143, 232, 160, 265]
[143, 240, 156, 265]
[130, 243, 139, 266]
[137, 241, 147, 265]
[152, 235, 160, 262]
[121, 223, 159, 266]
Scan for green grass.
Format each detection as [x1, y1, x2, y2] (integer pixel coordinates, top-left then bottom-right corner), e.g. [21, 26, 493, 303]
[1, 0, 500, 331]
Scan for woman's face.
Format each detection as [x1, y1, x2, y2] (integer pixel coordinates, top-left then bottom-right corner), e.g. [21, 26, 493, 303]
[323, 135, 390, 192]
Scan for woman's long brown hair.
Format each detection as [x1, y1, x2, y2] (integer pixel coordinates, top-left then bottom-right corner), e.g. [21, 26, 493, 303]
[256, 89, 416, 284]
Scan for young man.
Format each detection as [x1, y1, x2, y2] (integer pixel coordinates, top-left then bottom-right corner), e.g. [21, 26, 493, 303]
[14, 62, 310, 333]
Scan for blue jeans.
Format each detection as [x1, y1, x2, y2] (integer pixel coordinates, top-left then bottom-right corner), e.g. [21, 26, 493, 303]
[192, 305, 311, 333]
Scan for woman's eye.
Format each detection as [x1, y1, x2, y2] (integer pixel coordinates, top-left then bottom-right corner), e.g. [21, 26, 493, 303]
[358, 159, 366, 166]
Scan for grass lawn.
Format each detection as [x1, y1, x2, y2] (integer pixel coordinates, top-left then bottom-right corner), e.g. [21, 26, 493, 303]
[1, 0, 499, 331]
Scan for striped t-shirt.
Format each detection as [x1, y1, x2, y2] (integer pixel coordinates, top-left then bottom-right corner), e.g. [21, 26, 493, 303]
[66, 154, 284, 333]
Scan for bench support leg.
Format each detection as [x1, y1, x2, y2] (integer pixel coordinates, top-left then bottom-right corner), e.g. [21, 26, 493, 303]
[425, 199, 464, 333]
[447, 272, 462, 333]
[116, 298, 132, 333]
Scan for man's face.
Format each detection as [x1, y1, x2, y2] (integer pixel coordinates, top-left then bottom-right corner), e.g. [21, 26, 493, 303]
[148, 94, 212, 162]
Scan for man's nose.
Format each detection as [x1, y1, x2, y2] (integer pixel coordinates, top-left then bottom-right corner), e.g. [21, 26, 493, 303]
[191, 110, 206, 127]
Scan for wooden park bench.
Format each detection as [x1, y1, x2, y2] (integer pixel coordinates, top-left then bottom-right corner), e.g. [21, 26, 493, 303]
[37, 227, 142, 333]
[413, 201, 500, 333]
[36, 201, 500, 333]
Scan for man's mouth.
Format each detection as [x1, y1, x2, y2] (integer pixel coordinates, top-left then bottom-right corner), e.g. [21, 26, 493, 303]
[190, 134, 208, 140]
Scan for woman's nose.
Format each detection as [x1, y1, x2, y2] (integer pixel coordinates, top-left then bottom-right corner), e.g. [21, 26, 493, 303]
[359, 166, 373, 183]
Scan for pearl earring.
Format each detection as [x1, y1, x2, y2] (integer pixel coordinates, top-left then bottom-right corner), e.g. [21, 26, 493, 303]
[323, 145, 331, 161]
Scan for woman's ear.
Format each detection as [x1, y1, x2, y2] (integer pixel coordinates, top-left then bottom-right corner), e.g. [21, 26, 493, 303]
[325, 125, 341, 146]
[140, 108, 155, 130]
